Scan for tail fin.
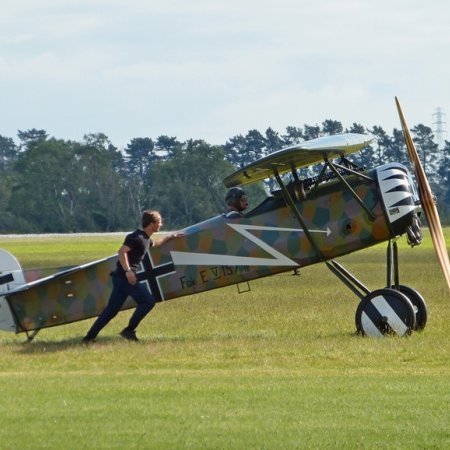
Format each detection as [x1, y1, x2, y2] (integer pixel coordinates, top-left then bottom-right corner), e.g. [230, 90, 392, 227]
[0, 249, 25, 332]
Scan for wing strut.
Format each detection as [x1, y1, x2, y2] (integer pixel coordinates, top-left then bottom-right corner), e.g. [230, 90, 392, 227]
[273, 168, 325, 262]
[325, 158, 376, 220]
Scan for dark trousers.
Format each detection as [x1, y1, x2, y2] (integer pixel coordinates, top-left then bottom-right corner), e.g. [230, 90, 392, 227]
[85, 274, 155, 339]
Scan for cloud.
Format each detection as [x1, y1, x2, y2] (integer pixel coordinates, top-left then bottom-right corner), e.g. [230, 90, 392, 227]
[1, 0, 449, 146]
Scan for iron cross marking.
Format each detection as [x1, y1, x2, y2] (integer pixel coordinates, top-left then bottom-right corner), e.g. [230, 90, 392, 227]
[0, 273, 14, 286]
[136, 251, 175, 301]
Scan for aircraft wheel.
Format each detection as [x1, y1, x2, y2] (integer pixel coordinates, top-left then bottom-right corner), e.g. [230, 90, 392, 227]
[391, 285, 428, 331]
[355, 288, 416, 337]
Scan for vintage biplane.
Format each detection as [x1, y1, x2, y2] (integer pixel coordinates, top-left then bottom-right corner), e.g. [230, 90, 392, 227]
[1, 98, 449, 341]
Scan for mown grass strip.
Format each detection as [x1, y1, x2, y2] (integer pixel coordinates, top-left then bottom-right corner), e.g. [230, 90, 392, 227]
[0, 230, 449, 448]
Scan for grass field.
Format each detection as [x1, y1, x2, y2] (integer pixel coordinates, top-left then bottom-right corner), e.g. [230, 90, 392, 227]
[0, 231, 449, 449]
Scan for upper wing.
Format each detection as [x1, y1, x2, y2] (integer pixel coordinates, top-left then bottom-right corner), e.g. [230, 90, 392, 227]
[223, 133, 374, 188]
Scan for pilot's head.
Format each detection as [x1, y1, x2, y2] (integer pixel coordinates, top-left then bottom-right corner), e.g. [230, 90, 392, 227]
[225, 187, 248, 212]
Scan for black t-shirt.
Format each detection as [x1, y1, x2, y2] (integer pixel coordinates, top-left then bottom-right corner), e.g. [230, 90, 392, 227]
[115, 229, 153, 274]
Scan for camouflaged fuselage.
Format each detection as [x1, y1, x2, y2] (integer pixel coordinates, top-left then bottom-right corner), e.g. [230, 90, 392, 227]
[4, 163, 419, 332]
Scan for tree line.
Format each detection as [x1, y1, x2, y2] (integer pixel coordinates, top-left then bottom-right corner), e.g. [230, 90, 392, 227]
[0, 120, 448, 233]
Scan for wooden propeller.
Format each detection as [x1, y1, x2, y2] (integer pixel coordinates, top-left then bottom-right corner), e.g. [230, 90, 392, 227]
[395, 97, 450, 293]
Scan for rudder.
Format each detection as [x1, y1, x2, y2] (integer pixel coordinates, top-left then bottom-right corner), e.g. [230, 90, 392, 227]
[0, 249, 25, 332]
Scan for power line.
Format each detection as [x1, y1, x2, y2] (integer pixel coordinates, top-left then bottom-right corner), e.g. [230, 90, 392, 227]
[432, 107, 447, 150]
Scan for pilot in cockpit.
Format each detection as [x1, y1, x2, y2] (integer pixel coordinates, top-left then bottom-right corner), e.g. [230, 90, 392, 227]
[224, 187, 248, 218]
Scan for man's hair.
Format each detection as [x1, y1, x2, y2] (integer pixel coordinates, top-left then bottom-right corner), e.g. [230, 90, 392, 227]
[141, 210, 161, 228]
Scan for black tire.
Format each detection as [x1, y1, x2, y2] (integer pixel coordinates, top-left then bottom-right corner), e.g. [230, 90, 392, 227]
[391, 285, 428, 331]
[355, 288, 416, 337]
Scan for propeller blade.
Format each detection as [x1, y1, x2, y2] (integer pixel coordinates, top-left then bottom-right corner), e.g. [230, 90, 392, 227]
[395, 97, 450, 292]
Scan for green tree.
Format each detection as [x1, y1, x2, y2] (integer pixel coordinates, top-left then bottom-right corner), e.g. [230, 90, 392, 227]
[0, 135, 18, 172]
[11, 138, 78, 232]
[245, 129, 266, 161]
[437, 140, 450, 222]
[265, 127, 284, 154]
[322, 119, 343, 135]
[302, 124, 320, 141]
[224, 130, 265, 168]
[17, 129, 48, 151]
[76, 133, 129, 231]
[155, 136, 183, 159]
[224, 134, 246, 167]
[369, 126, 391, 166]
[282, 126, 303, 145]
[346, 123, 366, 134]
[390, 128, 411, 168]
[124, 138, 157, 178]
[2, 117, 447, 232]
[124, 137, 159, 214]
[151, 140, 235, 228]
[412, 124, 439, 184]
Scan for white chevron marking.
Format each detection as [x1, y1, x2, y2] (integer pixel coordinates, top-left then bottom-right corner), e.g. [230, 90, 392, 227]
[378, 166, 415, 222]
[170, 224, 329, 267]
[371, 295, 409, 336]
[378, 168, 407, 181]
[361, 311, 384, 338]
[384, 191, 412, 205]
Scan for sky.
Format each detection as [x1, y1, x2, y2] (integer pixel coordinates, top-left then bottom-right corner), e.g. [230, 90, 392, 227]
[1, 0, 449, 148]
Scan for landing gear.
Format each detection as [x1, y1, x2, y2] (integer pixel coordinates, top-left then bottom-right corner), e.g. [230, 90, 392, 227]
[326, 239, 428, 337]
[385, 239, 428, 333]
[355, 288, 416, 337]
